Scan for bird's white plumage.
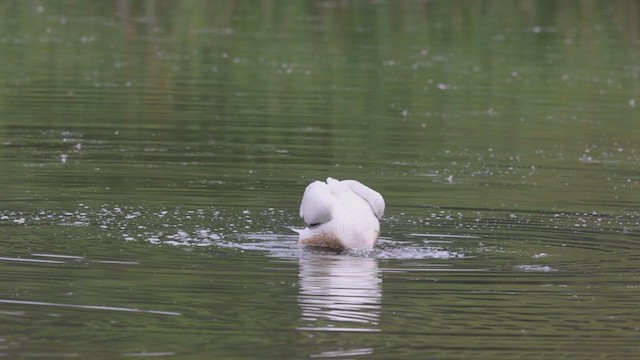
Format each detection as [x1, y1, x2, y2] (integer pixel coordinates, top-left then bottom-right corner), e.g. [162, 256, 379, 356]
[343, 180, 385, 219]
[296, 177, 385, 250]
[299, 181, 333, 225]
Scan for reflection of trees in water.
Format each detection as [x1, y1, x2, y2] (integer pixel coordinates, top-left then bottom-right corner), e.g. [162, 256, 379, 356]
[298, 255, 381, 331]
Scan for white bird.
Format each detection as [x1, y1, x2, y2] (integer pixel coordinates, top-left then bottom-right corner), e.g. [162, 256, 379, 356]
[294, 177, 385, 251]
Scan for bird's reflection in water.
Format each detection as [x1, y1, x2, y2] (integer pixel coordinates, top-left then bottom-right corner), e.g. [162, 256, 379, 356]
[297, 252, 381, 332]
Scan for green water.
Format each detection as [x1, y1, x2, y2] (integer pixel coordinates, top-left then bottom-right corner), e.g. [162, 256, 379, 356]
[1, 1, 639, 358]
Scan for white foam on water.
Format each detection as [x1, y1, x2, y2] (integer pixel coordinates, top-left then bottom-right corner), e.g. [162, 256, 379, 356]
[515, 264, 558, 272]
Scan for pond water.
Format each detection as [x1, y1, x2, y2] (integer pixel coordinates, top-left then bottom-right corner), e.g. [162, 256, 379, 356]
[1, 1, 640, 358]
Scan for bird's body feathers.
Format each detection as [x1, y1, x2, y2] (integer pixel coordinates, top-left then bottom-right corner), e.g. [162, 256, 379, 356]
[296, 177, 384, 251]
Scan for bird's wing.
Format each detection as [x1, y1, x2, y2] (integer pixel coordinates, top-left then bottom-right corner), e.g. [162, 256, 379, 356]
[344, 180, 385, 219]
[299, 180, 334, 225]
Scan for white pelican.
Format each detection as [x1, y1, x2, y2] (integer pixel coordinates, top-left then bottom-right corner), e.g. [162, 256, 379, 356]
[295, 177, 385, 251]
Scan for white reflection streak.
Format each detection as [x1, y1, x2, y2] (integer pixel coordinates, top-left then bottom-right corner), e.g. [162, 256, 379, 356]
[297, 255, 381, 332]
[0, 299, 181, 316]
[310, 348, 374, 358]
[0, 256, 65, 264]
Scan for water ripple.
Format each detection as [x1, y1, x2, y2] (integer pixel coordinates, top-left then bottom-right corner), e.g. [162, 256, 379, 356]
[0, 299, 181, 316]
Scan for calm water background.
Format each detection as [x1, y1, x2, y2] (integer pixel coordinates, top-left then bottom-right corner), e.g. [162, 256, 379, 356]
[1, 1, 640, 358]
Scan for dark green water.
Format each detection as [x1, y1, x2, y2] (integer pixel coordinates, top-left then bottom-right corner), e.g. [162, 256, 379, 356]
[1, 1, 639, 358]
